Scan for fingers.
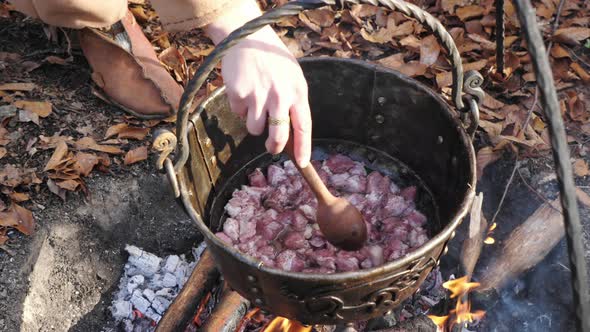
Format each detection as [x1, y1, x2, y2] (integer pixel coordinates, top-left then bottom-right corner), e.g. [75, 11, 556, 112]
[246, 97, 266, 136]
[227, 95, 248, 119]
[265, 95, 290, 155]
[290, 96, 312, 168]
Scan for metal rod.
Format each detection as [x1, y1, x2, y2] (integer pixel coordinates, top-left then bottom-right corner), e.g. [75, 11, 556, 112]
[495, 0, 505, 75]
[512, 0, 590, 330]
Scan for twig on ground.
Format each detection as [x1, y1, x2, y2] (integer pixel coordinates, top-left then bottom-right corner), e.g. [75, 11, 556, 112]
[490, 157, 520, 225]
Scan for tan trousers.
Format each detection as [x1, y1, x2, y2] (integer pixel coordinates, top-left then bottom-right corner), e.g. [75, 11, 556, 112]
[9, 0, 248, 31]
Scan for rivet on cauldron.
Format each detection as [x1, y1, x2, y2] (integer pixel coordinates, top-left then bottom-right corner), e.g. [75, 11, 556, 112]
[437, 136, 443, 144]
[370, 135, 380, 141]
[210, 156, 217, 166]
[451, 156, 458, 166]
[450, 231, 456, 239]
[254, 298, 264, 306]
[251, 287, 261, 294]
[247, 275, 257, 283]
[272, 154, 281, 162]
[443, 246, 449, 255]
[377, 96, 386, 105]
[375, 114, 385, 124]
[203, 137, 212, 147]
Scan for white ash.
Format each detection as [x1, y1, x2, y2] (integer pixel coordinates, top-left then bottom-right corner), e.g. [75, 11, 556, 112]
[109, 242, 207, 331]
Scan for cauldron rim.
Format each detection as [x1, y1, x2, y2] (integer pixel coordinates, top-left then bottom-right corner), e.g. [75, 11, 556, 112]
[181, 57, 476, 281]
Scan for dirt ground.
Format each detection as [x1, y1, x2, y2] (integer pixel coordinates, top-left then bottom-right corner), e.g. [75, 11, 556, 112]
[1, 6, 590, 332]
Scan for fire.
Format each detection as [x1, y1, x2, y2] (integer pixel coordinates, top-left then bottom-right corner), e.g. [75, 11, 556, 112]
[262, 317, 313, 332]
[484, 222, 497, 245]
[428, 276, 485, 331]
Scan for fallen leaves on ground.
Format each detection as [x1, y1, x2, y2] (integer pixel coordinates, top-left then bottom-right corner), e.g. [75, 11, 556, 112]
[0, 203, 35, 236]
[574, 159, 589, 177]
[124, 146, 148, 165]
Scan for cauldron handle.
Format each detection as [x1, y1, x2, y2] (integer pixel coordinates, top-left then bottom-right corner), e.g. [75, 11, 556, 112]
[171, 0, 479, 176]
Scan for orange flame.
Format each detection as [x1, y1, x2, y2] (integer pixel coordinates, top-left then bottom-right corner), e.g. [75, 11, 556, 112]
[428, 276, 485, 331]
[262, 317, 312, 332]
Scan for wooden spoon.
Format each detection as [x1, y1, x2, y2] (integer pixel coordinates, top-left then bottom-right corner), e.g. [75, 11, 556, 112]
[283, 135, 367, 251]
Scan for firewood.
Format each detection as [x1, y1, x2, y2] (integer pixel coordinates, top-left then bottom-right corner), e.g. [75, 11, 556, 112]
[155, 249, 219, 332]
[477, 198, 563, 291]
[460, 193, 486, 278]
[201, 284, 250, 332]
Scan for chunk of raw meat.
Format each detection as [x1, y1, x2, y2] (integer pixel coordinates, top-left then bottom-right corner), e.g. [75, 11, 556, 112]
[267, 164, 288, 186]
[335, 254, 360, 272]
[367, 245, 384, 266]
[262, 186, 292, 211]
[366, 171, 390, 197]
[380, 194, 409, 218]
[249, 168, 267, 187]
[409, 229, 428, 247]
[349, 163, 367, 176]
[283, 160, 298, 176]
[346, 193, 367, 211]
[283, 232, 307, 250]
[311, 249, 337, 270]
[258, 221, 284, 241]
[303, 224, 313, 239]
[385, 239, 409, 260]
[325, 154, 356, 173]
[241, 185, 268, 201]
[223, 218, 240, 242]
[405, 210, 427, 227]
[276, 250, 305, 272]
[215, 232, 233, 245]
[400, 186, 417, 202]
[298, 204, 316, 220]
[239, 218, 257, 242]
[309, 236, 326, 248]
[258, 245, 277, 258]
[291, 211, 308, 231]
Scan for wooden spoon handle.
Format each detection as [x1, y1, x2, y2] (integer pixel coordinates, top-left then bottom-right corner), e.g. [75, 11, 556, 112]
[283, 133, 333, 203]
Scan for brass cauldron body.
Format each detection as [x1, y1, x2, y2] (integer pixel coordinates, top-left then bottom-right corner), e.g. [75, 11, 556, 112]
[172, 57, 476, 324]
[154, 0, 484, 325]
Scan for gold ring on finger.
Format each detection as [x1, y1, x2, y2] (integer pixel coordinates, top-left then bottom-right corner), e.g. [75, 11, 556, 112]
[268, 117, 290, 126]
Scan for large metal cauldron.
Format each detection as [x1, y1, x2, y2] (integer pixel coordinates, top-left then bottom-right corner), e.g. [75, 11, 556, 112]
[155, 0, 484, 325]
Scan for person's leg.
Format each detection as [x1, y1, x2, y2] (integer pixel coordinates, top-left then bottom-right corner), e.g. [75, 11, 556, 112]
[10, 0, 182, 119]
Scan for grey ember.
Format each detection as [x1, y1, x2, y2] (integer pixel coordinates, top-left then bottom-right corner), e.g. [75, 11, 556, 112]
[217, 154, 430, 273]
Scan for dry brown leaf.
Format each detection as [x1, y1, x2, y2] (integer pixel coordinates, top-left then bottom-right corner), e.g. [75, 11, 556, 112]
[553, 27, 590, 45]
[18, 110, 39, 125]
[456, 6, 485, 21]
[14, 100, 52, 117]
[571, 63, 590, 82]
[476, 147, 502, 180]
[576, 188, 590, 208]
[0, 203, 35, 235]
[75, 137, 123, 155]
[0, 83, 36, 91]
[467, 33, 495, 50]
[0, 165, 41, 187]
[483, 95, 506, 110]
[158, 46, 187, 83]
[350, 4, 380, 18]
[124, 146, 148, 165]
[523, 72, 536, 82]
[281, 36, 304, 58]
[391, 21, 414, 37]
[302, 8, 335, 28]
[573, 159, 589, 177]
[378, 54, 427, 77]
[399, 35, 421, 50]
[436, 60, 487, 87]
[44, 55, 69, 65]
[298, 12, 321, 33]
[420, 35, 440, 66]
[47, 178, 66, 201]
[44, 141, 69, 171]
[441, 0, 471, 14]
[0, 147, 6, 159]
[9, 192, 29, 202]
[479, 120, 503, 137]
[73, 152, 99, 177]
[56, 179, 80, 191]
[105, 123, 128, 139]
[550, 45, 571, 59]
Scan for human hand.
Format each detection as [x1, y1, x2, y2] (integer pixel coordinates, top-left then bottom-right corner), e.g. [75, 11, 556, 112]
[205, 1, 311, 168]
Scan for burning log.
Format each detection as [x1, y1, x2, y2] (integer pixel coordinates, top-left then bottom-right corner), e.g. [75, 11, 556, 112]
[155, 249, 219, 332]
[201, 284, 250, 332]
[460, 193, 486, 278]
[373, 315, 436, 331]
[477, 198, 564, 292]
